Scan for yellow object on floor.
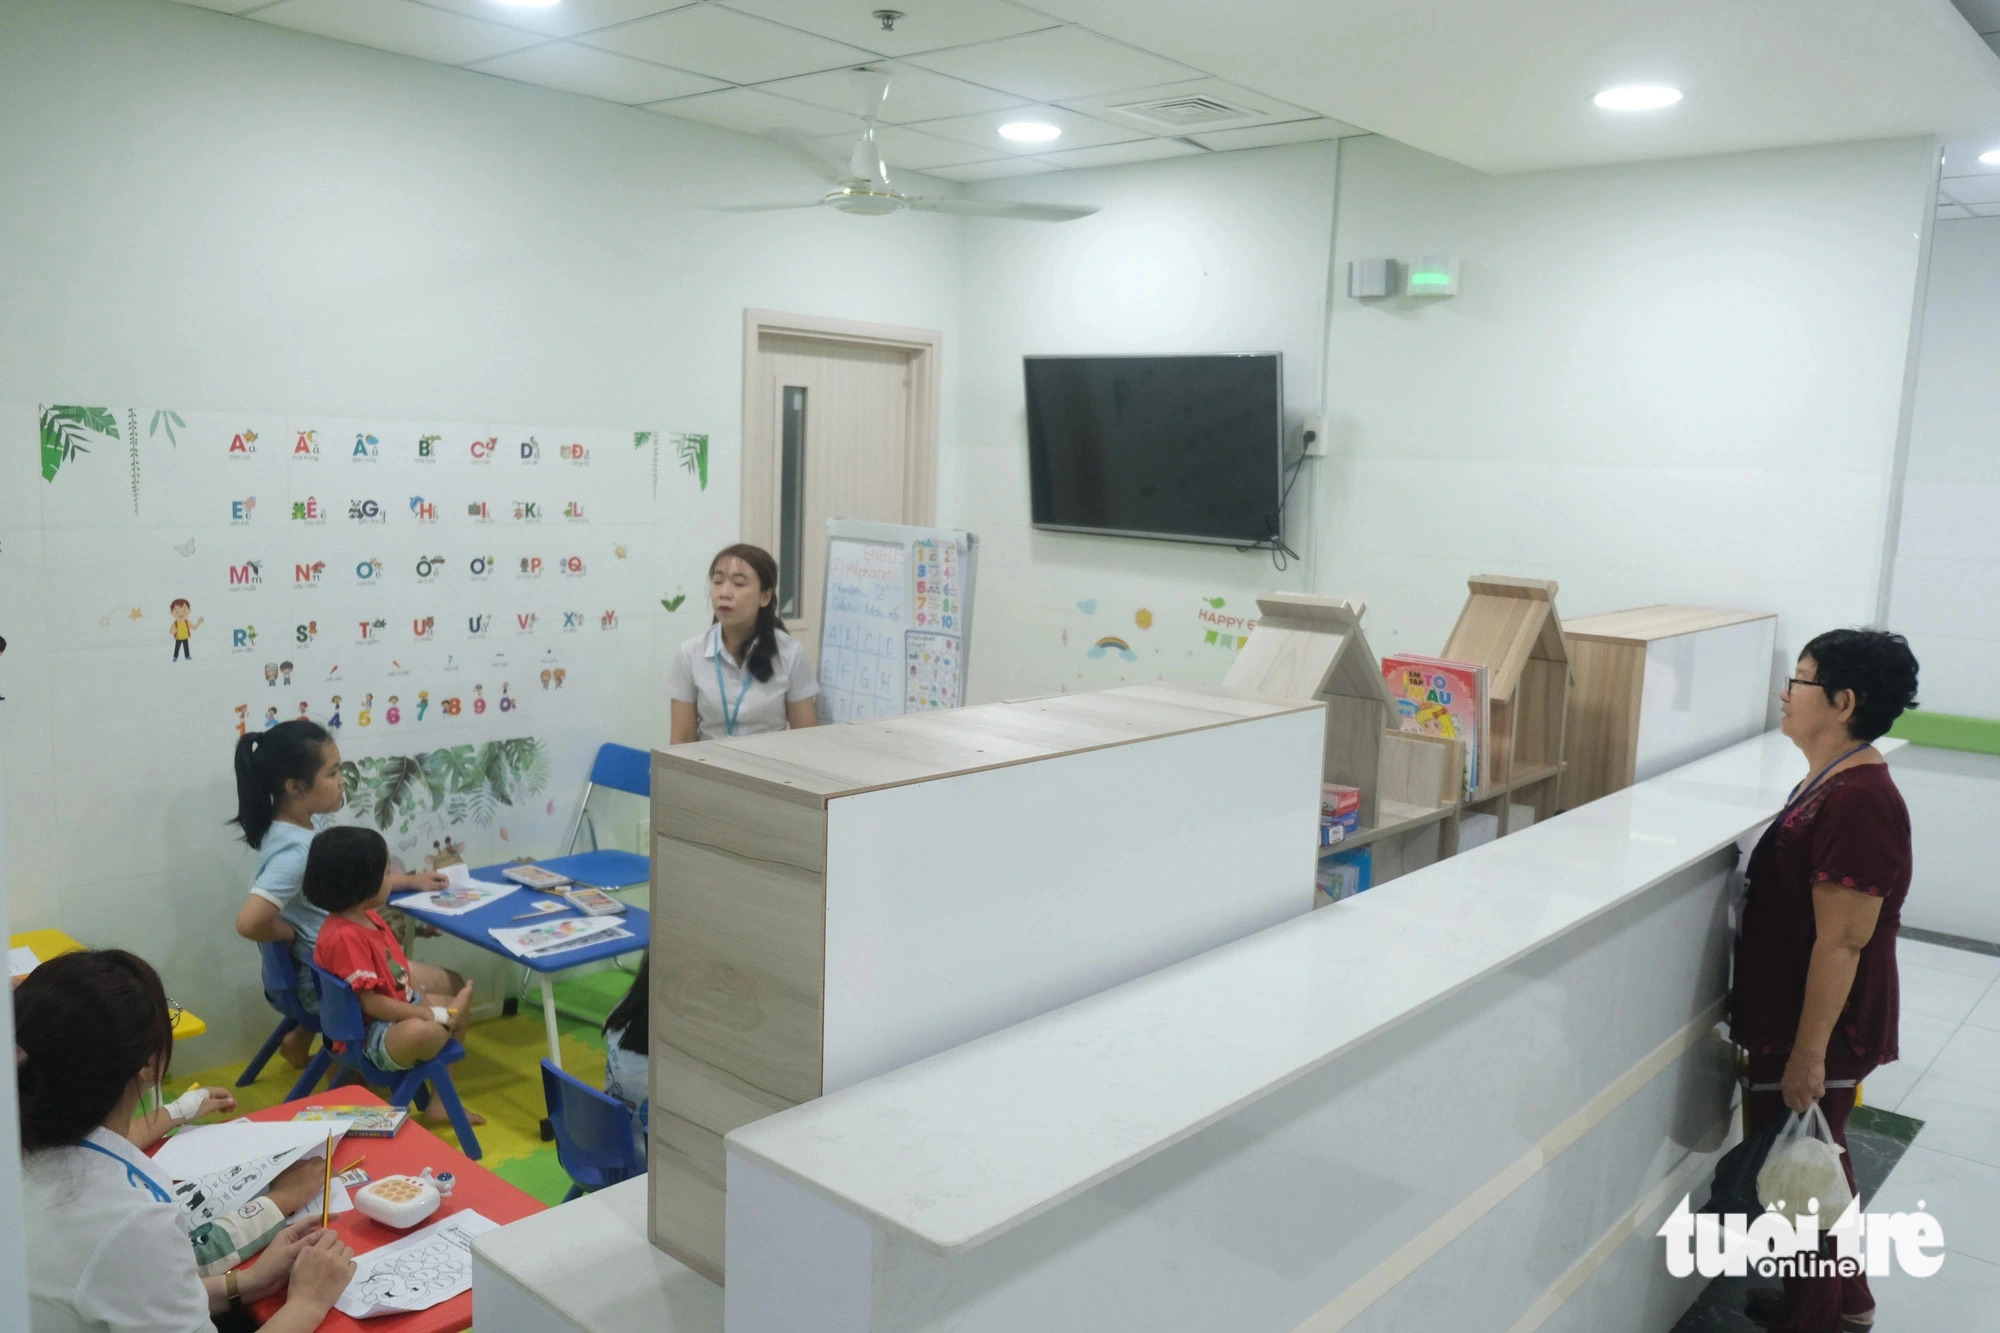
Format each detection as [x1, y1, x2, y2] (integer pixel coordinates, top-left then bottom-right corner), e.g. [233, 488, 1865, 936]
[12, 929, 208, 1038]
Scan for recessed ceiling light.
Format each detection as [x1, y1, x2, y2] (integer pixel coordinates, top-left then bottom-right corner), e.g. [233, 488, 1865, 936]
[999, 121, 1062, 144]
[1982, 148, 2000, 166]
[1592, 85, 1683, 112]
[490, 0, 561, 8]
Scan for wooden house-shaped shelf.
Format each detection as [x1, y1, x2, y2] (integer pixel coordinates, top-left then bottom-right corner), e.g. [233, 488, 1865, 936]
[1439, 575, 1571, 829]
[1225, 594, 1463, 888]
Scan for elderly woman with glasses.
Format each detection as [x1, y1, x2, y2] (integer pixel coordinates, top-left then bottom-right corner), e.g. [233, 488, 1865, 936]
[1730, 629, 1920, 1333]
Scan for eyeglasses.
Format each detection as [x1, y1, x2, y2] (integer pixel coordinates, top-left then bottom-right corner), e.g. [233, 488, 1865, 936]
[1783, 677, 1830, 696]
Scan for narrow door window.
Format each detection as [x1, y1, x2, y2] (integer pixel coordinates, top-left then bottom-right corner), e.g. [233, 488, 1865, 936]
[779, 385, 807, 619]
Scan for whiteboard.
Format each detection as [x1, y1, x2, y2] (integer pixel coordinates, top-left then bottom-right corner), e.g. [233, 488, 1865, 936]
[817, 519, 977, 724]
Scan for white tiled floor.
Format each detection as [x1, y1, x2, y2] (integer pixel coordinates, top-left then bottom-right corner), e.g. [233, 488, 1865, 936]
[1864, 937, 2000, 1323]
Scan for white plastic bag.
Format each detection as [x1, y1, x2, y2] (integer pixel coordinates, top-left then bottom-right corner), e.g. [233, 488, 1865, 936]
[1756, 1103, 1852, 1226]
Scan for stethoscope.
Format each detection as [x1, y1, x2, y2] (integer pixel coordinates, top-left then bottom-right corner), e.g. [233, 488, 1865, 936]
[79, 1137, 174, 1204]
[712, 643, 754, 737]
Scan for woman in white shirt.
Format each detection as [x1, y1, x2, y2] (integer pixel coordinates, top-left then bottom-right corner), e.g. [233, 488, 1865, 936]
[667, 544, 819, 743]
[16, 949, 355, 1333]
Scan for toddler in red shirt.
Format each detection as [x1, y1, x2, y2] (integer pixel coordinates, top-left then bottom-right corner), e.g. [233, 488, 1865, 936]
[304, 827, 479, 1092]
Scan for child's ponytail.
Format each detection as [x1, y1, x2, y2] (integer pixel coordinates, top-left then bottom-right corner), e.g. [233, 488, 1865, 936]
[229, 720, 333, 849]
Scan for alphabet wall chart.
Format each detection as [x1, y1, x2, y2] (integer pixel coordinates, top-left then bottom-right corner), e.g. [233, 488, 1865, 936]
[1, 402, 725, 1052]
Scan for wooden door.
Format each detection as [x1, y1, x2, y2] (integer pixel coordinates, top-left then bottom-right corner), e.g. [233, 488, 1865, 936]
[741, 312, 941, 668]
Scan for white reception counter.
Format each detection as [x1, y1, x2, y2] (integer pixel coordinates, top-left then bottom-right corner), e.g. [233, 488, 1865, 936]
[473, 730, 1902, 1333]
[722, 731, 1901, 1333]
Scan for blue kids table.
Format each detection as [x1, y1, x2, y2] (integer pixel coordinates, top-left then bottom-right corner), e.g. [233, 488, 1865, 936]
[389, 853, 649, 1072]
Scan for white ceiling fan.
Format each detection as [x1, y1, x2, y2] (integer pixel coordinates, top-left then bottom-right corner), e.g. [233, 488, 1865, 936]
[723, 69, 1099, 224]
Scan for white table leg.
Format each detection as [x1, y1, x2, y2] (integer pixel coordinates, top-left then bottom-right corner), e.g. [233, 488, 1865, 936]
[539, 973, 562, 1070]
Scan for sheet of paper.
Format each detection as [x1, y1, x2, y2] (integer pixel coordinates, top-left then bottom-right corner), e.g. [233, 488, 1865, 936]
[8, 946, 38, 979]
[487, 916, 630, 959]
[282, 1182, 354, 1228]
[396, 879, 517, 918]
[440, 862, 478, 890]
[334, 1209, 499, 1319]
[152, 1120, 351, 1227]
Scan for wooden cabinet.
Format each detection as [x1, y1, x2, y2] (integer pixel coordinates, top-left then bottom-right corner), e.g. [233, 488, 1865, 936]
[646, 683, 1324, 1281]
[1560, 605, 1776, 810]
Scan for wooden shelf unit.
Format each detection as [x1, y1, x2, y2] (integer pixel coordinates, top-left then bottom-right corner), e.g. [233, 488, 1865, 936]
[1441, 575, 1571, 829]
[1559, 604, 1776, 810]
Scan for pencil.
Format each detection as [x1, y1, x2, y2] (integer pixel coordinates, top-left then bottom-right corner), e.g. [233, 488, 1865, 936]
[320, 1130, 334, 1228]
[510, 907, 567, 920]
[336, 1155, 366, 1175]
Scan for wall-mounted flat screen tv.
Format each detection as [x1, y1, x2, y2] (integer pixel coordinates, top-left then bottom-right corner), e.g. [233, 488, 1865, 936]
[1022, 353, 1284, 546]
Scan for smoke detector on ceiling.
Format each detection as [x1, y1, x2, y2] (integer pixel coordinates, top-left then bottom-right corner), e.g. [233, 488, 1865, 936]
[1107, 94, 1264, 130]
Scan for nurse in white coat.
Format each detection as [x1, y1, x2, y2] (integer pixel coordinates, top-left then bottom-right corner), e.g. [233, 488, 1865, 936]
[16, 949, 356, 1333]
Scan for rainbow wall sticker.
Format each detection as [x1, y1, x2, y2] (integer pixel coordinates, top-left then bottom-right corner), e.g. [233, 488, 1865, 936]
[1088, 636, 1138, 662]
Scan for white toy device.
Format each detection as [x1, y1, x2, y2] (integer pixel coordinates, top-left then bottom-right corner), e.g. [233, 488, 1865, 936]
[353, 1168, 454, 1229]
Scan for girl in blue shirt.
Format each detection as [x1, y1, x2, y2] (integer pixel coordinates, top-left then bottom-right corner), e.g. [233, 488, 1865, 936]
[230, 721, 452, 1067]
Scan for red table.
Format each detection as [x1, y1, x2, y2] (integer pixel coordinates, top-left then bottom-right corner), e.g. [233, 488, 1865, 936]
[240, 1088, 545, 1333]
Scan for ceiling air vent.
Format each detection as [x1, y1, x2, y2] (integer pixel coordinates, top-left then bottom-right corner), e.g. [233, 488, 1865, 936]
[1108, 95, 1262, 130]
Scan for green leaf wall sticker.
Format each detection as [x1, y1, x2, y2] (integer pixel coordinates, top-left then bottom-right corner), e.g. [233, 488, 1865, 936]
[40, 405, 118, 483]
[340, 737, 550, 836]
[674, 433, 709, 491]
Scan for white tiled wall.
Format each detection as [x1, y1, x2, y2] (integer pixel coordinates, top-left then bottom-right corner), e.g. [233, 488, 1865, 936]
[1894, 746, 2000, 944]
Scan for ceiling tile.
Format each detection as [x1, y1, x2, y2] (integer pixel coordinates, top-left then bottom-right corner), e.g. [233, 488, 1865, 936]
[646, 86, 865, 136]
[926, 157, 1065, 182]
[469, 40, 726, 103]
[912, 104, 1145, 155]
[1058, 77, 1315, 135]
[718, 0, 1057, 57]
[1943, 137, 2000, 178]
[163, 0, 277, 13]
[580, 6, 874, 83]
[1944, 172, 2000, 204]
[811, 125, 1002, 172]
[252, 0, 539, 64]
[420, 0, 697, 40]
[757, 62, 1033, 124]
[1937, 203, 1974, 219]
[907, 26, 1200, 103]
[1188, 117, 1368, 152]
[1031, 137, 1205, 169]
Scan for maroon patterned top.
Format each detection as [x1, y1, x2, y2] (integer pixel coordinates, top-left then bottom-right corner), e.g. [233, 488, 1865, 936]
[1729, 763, 1910, 1066]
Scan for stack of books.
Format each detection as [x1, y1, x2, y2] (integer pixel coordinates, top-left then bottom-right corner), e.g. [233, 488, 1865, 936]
[1316, 847, 1373, 901]
[1380, 654, 1489, 799]
[1319, 782, 1361, 846]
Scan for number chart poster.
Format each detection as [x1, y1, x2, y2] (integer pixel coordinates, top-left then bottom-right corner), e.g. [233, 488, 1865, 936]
[0, 403, 724, 1052]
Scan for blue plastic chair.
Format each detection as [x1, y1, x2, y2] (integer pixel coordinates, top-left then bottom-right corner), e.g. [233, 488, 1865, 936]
[236, 942, 327, 1098]
[540, 1058, 645, 1201]
[297, 963, 482, 1159]
[556, 743, 652, 890]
